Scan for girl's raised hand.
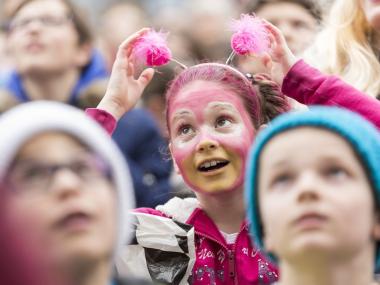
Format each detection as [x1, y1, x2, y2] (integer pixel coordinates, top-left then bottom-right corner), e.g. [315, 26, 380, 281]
[97, 28, 155, 120]
[256, 20, 297, 86]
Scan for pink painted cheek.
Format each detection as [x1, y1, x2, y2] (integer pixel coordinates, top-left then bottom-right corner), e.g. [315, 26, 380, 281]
[171, 142, 205, 192]
[218, 126, 255, 158]
[170, 137, 199, 173]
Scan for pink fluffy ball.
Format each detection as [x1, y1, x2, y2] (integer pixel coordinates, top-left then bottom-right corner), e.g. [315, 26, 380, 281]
[230, 14, 270, 55]
[132, 30, 172, 67]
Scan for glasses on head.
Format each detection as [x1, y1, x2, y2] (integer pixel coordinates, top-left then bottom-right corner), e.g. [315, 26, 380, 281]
[5, 154, 112, 194]
[5, 14, 73, 33]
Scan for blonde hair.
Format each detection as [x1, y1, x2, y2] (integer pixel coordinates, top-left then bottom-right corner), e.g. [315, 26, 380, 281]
[303, 0, 380, 97]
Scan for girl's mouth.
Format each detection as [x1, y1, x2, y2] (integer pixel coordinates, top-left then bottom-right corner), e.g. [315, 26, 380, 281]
[198, 159, 230, 172]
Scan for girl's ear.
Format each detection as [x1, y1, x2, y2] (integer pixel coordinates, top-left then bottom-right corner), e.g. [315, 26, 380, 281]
[168, 143, 180, 174]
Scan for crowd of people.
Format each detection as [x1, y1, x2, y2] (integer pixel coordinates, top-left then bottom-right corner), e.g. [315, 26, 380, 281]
[0, 0, 380, 284]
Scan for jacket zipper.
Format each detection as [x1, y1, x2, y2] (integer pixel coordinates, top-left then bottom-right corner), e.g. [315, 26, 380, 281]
[231, 225, 248, 284]
[227, 249, 235, 282]
[195, 225, 248, 285]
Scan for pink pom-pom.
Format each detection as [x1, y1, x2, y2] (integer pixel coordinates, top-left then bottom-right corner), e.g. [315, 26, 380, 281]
[230, 14, 269, 55]
[132, 30, 172, 66]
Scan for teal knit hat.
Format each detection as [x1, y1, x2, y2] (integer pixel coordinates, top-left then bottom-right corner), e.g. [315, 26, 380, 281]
[245, 106, 380, 269]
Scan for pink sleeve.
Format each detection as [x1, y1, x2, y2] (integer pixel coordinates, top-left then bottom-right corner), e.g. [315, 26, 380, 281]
[282, 59, 380, 129]
[85, 108, 117, 135]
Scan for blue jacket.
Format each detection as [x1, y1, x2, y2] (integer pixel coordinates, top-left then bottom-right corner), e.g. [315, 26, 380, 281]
[113, 109, 172, 208]
[0, 49, 108, 105]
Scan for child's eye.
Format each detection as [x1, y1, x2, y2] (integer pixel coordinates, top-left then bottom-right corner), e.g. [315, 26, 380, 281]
[292, 20, 309, 30]
[271, 173, 293, 189]
[324, 166, 349, 180]
[215, 116, 232, 128]
[177, 124, 194, 136]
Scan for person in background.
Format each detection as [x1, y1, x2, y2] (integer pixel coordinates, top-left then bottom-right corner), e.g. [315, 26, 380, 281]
[0, 31, 13, 76]
[257, 19, 380, 130]
[250, 0, 321, 55]
[303, 0, 380, 99]
[237, 0, 321, 76]
[0, 0, 108, 110]
[183, 0, 239, 62]
[97, 0, 149, 73]
[1, 0, 173, 208]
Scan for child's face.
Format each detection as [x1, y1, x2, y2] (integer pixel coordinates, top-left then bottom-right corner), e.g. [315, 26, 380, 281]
[6, 0, 89, 76]
[258, 127, 378, 261]
[169, 80, 255, 194]
[255, 2, 318, 55]
[6, 132, 117, 266]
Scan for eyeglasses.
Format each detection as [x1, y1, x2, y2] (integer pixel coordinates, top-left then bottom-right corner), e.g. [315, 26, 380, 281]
[5, 14, 73, 33]
[5, 155, 112, 194]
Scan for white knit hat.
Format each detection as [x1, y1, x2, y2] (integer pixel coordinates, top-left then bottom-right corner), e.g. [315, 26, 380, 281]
[0, 101, 135, 258]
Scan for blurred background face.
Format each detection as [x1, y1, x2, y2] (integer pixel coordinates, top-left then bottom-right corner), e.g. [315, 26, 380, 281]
[98, 2, 148, 72]
[256, 1, 318, 55]
[185, 0, 237, 61]
[237, 1, 319, 75]
[6, 0, 89, 76]
[5, 132, 117, 267]
[362, 0, 380, 31]
[258, 128, 377, 262]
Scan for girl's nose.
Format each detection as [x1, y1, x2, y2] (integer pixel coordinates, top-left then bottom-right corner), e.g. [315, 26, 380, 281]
[196, 135, 220, 153]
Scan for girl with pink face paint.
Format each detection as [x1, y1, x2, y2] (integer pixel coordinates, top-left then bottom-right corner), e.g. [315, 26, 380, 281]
[86, 28, 288, 284]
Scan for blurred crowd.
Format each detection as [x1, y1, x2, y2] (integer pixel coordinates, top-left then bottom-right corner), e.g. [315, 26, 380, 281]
[0, 0, 334, 210]
[1, 0, 380, 284]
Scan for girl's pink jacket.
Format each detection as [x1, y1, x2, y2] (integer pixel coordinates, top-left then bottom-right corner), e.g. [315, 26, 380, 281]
[133, 199, 278, 284]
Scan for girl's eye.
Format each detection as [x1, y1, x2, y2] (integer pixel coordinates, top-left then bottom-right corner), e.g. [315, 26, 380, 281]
[178, 124, 194, 136]
[215, 116, 232, 128]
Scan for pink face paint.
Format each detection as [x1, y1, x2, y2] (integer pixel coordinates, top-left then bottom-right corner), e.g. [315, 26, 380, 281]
[169, 81, 255, 194]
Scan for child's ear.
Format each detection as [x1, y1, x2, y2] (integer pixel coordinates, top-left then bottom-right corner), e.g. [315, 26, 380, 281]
[168, 143, 180, 174]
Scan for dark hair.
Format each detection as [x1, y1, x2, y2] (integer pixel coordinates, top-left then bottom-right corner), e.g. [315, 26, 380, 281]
[3, 0, 93, 45]
[165, 63, 290, 135]
[248, 73, 291, 124]
[245, 0, 322, 22]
